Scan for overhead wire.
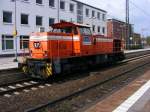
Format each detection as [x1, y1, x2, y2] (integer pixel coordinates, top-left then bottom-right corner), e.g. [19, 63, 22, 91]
[129, 1, 150, 17]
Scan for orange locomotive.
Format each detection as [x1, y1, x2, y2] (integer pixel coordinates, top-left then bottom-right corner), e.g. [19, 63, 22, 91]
[20, 22, 125, 79]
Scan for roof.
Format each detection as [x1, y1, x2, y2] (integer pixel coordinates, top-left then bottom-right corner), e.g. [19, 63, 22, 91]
[51, 22, 91, 28]
[71, 0, 107, 13]
[107, 18, 133, 26]
[107, 18, 126, 24]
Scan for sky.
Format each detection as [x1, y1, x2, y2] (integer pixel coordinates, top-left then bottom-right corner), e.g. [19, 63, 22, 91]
[78, 0, 150, 36]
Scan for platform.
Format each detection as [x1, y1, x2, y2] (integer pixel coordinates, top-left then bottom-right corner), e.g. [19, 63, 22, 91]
[0, 57, 23, 70]
[127, 89, 150, 112]
[124, 48, 150, 54]
[113, 81, 150, 112]
[84, 70, 150, 112]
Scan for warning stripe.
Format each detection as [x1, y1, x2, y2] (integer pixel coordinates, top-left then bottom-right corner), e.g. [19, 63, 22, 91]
[30, 36, 79, 41]
[30, 36, 113, 43]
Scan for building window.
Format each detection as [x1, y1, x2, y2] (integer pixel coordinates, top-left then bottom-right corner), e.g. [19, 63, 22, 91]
[3, 11, 12, 23]
[92, 25, 95, 32]
[60, 1, 65, 10]
[49, 18, 55, 26]
[97, 12, 100, 20]
[36, 0, 42, 4]
[92, 10, 95, 17]
[49, 0, 55, 7]
[2, 35, 14, 50]
[70, 3, 74, 12]
[77, 3, 83, 23]
[77, 10, 83, 15]
[60, 19, 66, 22]
[98, 26, 100, 33]
[102, 27, 105, 34]
[77, 15, 83, 23]
[86, 8, 89, 17]
[36, 16, 42, 26]
[23, 0, 29, 2]
[21, 14, 28, 25]
[20, 35, 29, 49]
[102, 14, 106, 21]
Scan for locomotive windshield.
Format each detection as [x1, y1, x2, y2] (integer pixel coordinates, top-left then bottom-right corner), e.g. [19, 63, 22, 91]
[52, 27, 72, 34]
[79, 27, 92, 35]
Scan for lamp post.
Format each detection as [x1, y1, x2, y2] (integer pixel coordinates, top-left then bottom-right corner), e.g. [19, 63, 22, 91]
[141, 28, 147, 48]
[13, 0, 18, 62]
[120, 24, 126, 40]
[120, 24, 126, 49]
[130, 37, 133, 49]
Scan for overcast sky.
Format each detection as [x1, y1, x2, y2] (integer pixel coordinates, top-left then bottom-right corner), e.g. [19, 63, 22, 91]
[78, 0, 150, 36]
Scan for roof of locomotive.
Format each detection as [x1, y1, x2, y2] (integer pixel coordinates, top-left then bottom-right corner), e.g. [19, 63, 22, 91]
[51, 22, 91, 29]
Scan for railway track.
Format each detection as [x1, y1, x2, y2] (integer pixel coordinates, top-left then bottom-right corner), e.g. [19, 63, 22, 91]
[123, 53, 150, 63]
[125, 50, 150, 59]
[0, 80, 52, 98]
[0, 53, 149, 98]
[25, 54, 150, 112]
[0, 72, 30, 87]
[0, 80, 41, 97]
[0, 77, 32, 87]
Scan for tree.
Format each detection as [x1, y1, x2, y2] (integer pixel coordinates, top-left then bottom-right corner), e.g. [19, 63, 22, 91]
[147, 36, 150, 45]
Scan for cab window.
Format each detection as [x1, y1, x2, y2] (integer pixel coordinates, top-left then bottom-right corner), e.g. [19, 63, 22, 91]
[53, 27, 72, 34]
[79, 27, 92, 35]
[74, 27, 78, 35]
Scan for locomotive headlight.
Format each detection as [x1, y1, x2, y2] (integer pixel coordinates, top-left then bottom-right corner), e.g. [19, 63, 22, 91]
[30, 50, 33, 56]
[44, 51, 48, 57]
[34, 42, 41, 49]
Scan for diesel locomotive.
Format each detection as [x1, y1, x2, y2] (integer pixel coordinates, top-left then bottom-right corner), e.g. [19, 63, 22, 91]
[19, 22, 125, 79]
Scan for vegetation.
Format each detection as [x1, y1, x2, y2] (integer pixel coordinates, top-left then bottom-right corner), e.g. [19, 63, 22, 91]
[146, 36, 150, 46]
[128, 45, 143, 50]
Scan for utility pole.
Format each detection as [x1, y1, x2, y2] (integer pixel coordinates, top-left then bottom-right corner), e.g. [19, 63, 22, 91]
[126, 0, 129, 49]
[13, 0, 18, 62]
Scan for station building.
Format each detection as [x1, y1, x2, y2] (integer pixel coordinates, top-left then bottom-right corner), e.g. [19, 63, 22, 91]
[0, 0, 107, 56]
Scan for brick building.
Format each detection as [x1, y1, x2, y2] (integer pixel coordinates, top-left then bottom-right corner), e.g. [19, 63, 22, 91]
[107, 19, 134, 48]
